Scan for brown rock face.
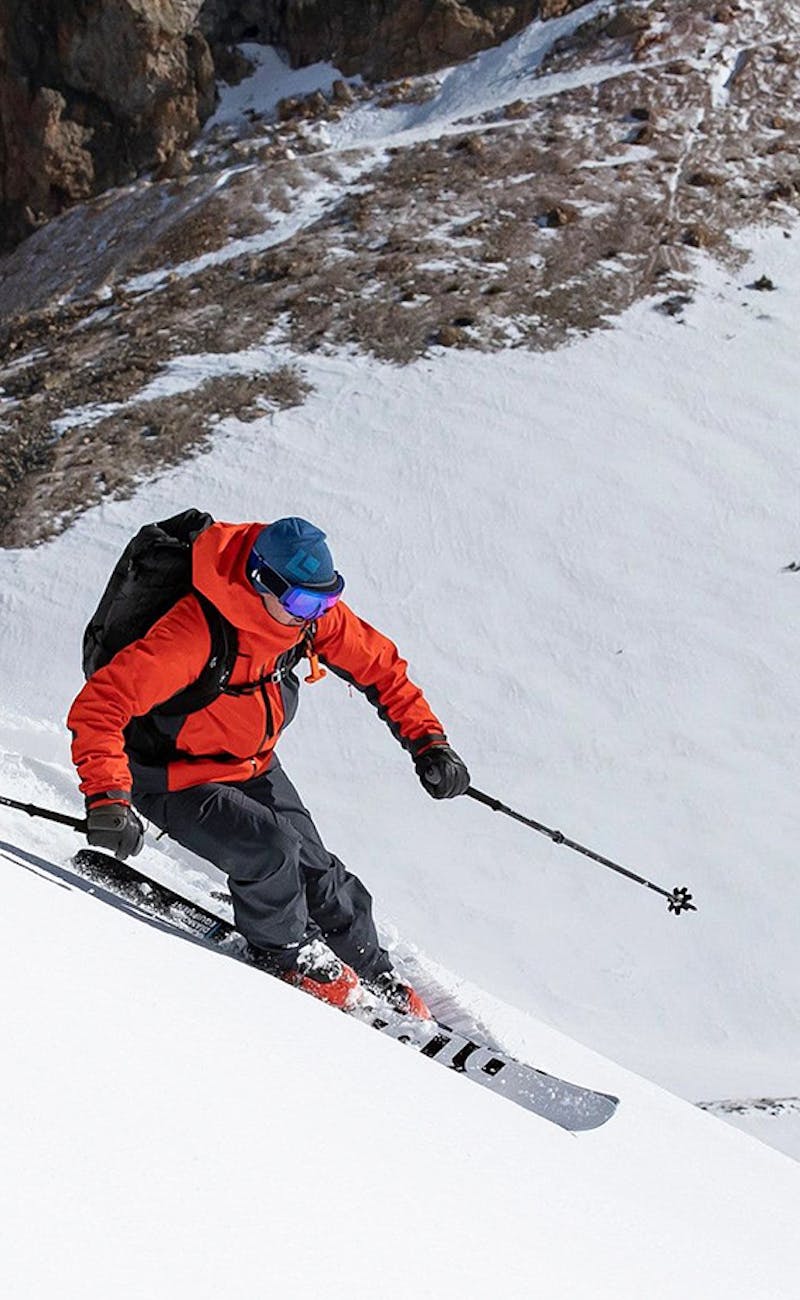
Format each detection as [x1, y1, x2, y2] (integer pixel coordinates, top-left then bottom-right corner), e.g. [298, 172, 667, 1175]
[0, 1, 215, 248]
[287, 1, 540, 79]
[200, 1, 540, 81]
[0, 0, 567, 248]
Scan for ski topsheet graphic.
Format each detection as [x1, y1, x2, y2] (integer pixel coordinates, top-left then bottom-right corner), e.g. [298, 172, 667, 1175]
[69, 848, 619, 1132]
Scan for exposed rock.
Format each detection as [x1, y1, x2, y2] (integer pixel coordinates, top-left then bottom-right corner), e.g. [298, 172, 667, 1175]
[154, 149, 195, 181]
[331, 79, 355, 106]
[199, 1, 543, 81]
[539, 0, 583, 16]
[210, 42, 255, 86]
[655, 293, 693, 317]
[504, 98, 531, 119]
[747, 274, 776, 290]
[0, 1, 215, 248]
[377, 78, 439, 108]
[454, 132, 486, 156]
[681, 222, 717, 248]
[434, 323, 468, 346]
[277, 91, 333, 123]
[686, 169, 724, 187]
[541, 203, 579, 227]
[664, 59, 694, 75]
[603, 8, 651, 39]
[0, 81, 95, 238]
[0, 2, 590, 248]
[765, 179, 798, 202]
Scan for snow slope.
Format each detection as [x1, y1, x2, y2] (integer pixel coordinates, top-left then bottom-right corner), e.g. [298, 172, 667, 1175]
[1, 833, 798, 1300]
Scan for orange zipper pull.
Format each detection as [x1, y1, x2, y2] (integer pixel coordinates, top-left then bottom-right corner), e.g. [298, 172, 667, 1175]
[304, 649, 327, 684]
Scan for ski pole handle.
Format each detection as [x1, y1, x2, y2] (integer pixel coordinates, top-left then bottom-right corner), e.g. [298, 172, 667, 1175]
[0, 794, 86, 832]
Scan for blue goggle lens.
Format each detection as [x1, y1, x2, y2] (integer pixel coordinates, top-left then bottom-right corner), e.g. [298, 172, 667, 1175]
[281, 581, 343, 620]
[249, 558, 344, 619]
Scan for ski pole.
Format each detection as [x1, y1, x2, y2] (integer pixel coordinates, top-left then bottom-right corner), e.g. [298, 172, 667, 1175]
[0, 794, 86, 833]
[466, 787, 696, 915]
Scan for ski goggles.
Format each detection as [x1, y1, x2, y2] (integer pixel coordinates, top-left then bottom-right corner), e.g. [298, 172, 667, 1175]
[248, 557, 345, 620]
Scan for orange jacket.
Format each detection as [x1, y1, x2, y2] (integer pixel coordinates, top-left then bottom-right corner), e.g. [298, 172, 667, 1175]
[68, 521, 446, 798]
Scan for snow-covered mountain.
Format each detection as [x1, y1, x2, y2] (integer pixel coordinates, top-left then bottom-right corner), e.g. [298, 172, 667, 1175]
[2, 8, 800, 1296]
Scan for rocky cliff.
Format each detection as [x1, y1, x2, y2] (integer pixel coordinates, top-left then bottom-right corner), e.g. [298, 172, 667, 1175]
[0, 0, 545, 249]
[199, 1, 539, 80]
[0, 1, 216, 249]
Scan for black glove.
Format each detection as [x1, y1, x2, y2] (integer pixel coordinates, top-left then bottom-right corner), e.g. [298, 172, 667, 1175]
[86, 801, 144, 860]
[414, 743, 470, 800]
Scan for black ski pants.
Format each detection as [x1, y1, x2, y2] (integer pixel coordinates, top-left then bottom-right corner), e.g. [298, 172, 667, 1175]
[134, 758, 391, 978]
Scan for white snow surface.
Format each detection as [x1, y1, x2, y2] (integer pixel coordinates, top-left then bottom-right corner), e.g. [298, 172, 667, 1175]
[1, 839, 798, 1300]
[2, 27, 800, 1298]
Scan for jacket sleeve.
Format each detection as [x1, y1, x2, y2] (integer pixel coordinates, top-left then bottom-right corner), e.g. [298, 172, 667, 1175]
[312, 601, 446, 754]
[67, 595, 211, 799]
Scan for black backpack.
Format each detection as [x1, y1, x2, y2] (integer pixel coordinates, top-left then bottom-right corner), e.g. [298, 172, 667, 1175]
[82, 508, 239, 717]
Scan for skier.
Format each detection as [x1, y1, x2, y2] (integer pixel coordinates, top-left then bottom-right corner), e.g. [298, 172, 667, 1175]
[67, 516, 470, 1017]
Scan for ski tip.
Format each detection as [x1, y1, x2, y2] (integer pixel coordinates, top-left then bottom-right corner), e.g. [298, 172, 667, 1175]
[559, 1093, 620, 1132]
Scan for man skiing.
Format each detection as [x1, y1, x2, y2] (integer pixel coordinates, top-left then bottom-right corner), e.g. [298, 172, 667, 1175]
[67, 516, 470, 1017]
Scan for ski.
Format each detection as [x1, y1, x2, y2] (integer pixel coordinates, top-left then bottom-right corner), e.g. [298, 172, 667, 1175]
[71, 848, 619, 1132]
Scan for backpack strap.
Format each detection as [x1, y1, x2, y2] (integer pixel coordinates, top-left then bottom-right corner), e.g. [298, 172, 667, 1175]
[222, 623, 313, 696]
[151, 605, 313, 716]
